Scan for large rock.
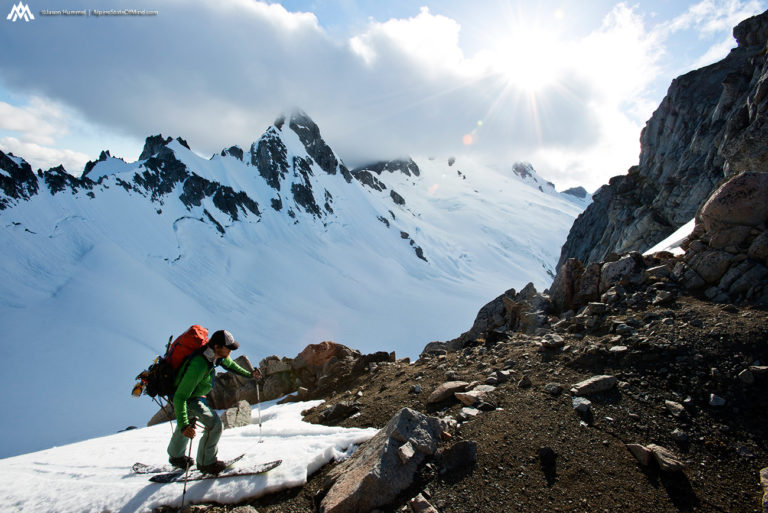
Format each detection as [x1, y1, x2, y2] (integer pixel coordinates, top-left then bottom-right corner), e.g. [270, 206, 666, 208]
[570, 375, 617, 396]
[699, 172, 768, 232]
[600, 252, 645, 293]
[627, 443, 685, 472]
[760, 467, 768, 513]
[427, 381, 469, 404]
[320, 408, 443, 513]
[260, 355, 293, 376]
[221, 400, 252, 429]
[646, 444, 686, 472]
[207, 355, 255, 409]
[687, 250, 734, 283]
[147, 402, 175, 427]
[454, 385, 496, 406]
[292, 341, 357, 377]
[550, 259, 603, 313]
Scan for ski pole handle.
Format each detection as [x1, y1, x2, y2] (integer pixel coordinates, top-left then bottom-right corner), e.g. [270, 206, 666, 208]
[182, 416, 198, 439]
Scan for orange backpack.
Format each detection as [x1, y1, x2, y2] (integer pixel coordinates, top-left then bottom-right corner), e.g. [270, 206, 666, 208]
[167, 325, 209, 369]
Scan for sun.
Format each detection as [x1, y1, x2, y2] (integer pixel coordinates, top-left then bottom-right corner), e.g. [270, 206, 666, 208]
[493, 27, 562, 93]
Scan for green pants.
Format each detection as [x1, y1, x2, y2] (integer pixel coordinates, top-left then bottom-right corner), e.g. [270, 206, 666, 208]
[167, 397, 222, 466]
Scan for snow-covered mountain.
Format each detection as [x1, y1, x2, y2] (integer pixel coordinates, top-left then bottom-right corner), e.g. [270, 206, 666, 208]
[0, 110, 586, 458]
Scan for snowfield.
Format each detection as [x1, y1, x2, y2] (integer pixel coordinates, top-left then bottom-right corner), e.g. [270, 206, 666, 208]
[0, 399, 377, 513]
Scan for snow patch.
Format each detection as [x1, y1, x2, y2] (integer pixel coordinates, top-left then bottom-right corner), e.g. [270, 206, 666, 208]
[643, 218, 695, 256]
[0, 400, 377, 513]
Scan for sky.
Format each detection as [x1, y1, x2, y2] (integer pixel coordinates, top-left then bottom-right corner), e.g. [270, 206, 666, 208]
[0, 0, 765, 191]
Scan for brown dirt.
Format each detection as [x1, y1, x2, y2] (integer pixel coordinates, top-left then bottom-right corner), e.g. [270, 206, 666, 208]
[173, 295, 768, 513]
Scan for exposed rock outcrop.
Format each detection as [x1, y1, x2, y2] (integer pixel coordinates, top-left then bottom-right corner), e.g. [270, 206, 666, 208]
[221, 399, 252, 429]
[320, 407, 443, 513]
[558, 10, 768, 267]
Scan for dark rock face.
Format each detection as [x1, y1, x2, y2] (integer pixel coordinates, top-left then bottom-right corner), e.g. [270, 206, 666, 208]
[350, 169, 387, 192]
[221, 146, 244, 161]
[390, 190, 406, 205]
[139, 146, 260, 224]
[139, 134, 173, 160]
[562, 186, 588, 199]
[558, 10, 768, 268]
[0, 150, 39, 209]
[82, 150, 111, 178]
[251, 126, 289, 191]
[44, 165, 94, 196]
[353, 159, 421, 178]
[289, 111, 353, 183]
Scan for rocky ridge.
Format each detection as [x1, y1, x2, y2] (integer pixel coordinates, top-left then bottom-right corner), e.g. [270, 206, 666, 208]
[558, 10, 768, 268]
[159, 38, 768, 509]
[158, 166, 768, 511]
[164, 288, 768, 513]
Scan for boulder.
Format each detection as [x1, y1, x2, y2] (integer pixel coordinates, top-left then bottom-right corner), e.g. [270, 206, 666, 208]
[320, 408, 442, 513]
[760, 467, 768, 513]
[221, 400, 252, 429]
[409, 493, 439, 513]
[437, 440, 477, 474]
[709, 224, 752, 249]
[454, 385, 495, 406]
[147, 402, 175, 427]
[319, 402, 360, 424]
[699, 172, 768, 233]
[664, 400, 686, 417]
[572, 397, 592, 413]
[647, 444, 686, 472]
[550, 259, 582, 313]
[427, 381, 468, 404]
[628, 443, 685, 472]
[626, 444, 654, 466]
[260, 355, 293, 376]
[261, 372, 297, 402]
[293, 341, 358, 375]
[207, 355, 255, 409]
[570, 375, 618, 396]
[748, 232, 768, 260]
[687, 250, 734, 284]
[600, 253, 645, 293]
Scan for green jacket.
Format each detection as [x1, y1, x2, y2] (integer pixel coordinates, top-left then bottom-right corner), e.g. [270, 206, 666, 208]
[172, 349, 251, 428]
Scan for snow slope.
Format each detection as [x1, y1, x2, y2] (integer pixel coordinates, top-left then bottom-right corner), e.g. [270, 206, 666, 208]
[0, 112, 586, 458]
[0, 399, 377, 513]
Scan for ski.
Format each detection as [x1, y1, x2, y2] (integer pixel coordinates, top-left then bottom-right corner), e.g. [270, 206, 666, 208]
[133, 453, 245, 475]
[149, 459, 281, 483]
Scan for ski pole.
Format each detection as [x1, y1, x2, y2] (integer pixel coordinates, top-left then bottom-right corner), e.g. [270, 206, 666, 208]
[256, 383, 263, 443]
[180, 416, 197, 513]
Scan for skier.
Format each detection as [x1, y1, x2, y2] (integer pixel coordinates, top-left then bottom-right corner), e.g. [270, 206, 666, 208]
[168, 329, 261, 474]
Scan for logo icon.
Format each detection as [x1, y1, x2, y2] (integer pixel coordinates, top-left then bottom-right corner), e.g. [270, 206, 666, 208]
[7, 2, 35, 22]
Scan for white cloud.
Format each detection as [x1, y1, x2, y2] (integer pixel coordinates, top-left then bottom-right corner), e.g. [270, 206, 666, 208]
[663, 0, 764, 35]
[349, 7, 465, 71]
[0, 0, 763, 191]
[0, 136, 90, 173]
[0, 98, 71, 145]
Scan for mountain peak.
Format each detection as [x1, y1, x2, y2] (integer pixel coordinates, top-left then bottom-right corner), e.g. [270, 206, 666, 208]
[511, 162, 555, 193]
[139, 134, 191, 160]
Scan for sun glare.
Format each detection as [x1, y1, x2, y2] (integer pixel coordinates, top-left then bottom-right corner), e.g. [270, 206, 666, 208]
[494, 28, 561, 93]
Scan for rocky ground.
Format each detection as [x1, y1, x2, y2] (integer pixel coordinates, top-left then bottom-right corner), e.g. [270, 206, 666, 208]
[170, 293, 768, 513]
